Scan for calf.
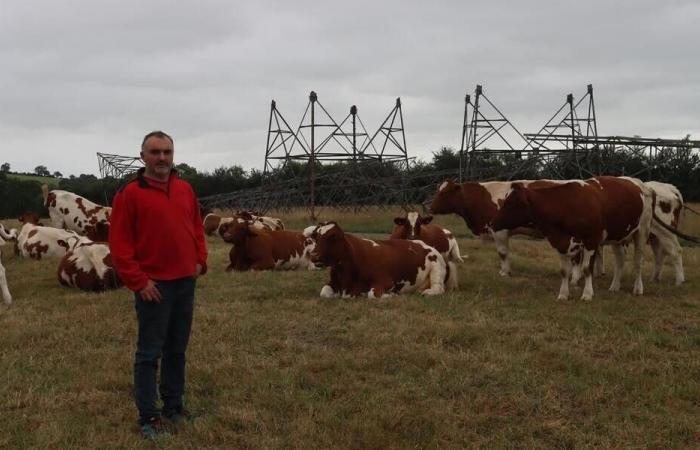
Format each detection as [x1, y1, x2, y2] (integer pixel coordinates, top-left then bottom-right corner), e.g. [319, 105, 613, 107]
[305, 222, 446, 298]
[492, 176, 653, 301]
[42, 185, 111, 238]
[0, 224, 17, 304]
[391, 211, 463, 290]
[220, 220, 315, 271]
[58, 242, 122, 291]
[16, 222, 92, 260]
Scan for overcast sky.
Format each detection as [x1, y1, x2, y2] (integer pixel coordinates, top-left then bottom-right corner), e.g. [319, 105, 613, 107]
[1, 0, 698, 177]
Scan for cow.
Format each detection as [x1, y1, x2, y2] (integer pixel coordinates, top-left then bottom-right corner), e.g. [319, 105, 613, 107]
[16, 215, 92, 260]
[0, 223, 18, 304]
[42, 185, 111, 239]
[429, 179, 607, 278]
[203, 211, 285, 239]
[391, 211, 463, 290]
[304, 221, 446, 298]
[219, 220, 316, 271]
[645, 181, 685, 285]
[58, 242, 122, 291]
[491, 176, 653, 301]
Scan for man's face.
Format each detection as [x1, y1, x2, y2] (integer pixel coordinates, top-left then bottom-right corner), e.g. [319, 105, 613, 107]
[141, 136, 174, 178]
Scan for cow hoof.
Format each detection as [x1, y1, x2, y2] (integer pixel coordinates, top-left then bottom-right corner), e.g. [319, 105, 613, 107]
[633, 288, 643, 296]
[422, 287, 445, 296]
[557, 294, 568, 301]
[499, 270, 511, 277]
[320, 285, 336, 298]
[580, 294, 593, 301]
[608, 285, 620, 292]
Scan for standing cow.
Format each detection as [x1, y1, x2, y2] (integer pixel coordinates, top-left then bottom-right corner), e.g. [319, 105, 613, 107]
[645, 181, 685, 285]
[391, 211, 463, 290]
[491, 176, 653, 301]
[42, 185, 111, 240]
[0, 224, 17, 304]
[305, 222, 446, 298]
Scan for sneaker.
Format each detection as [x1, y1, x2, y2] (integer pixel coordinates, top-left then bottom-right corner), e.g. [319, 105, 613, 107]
[140, 416, 170, 440]
[164, 408, 192, 425]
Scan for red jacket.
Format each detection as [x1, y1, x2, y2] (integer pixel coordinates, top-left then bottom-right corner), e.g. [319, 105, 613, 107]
[109, 169, 208, 292]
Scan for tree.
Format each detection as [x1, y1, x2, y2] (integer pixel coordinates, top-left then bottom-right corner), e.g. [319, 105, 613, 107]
[53, 171, 63, 178]
[0, 162, 9, 172]
[34, 165, 50, 176]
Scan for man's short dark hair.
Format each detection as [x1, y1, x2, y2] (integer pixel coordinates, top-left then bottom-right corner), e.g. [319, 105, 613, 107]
[141, 131, 174, 151]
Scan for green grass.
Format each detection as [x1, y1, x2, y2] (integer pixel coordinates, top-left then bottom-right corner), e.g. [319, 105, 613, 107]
[6, 173, 61, 188]
[1, 209, 700, 448]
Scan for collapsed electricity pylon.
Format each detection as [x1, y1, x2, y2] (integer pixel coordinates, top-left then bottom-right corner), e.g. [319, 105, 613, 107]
[263, 91, 410, 218]
[97, 152, 143, 179]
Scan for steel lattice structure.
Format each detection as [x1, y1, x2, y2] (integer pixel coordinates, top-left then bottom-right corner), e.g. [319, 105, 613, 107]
[97, 152, 143, 179]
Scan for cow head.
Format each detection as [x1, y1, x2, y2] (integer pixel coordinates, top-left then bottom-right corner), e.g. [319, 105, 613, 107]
[491, 183, 531, 232]
[392, 212, 433, 240]
[203, 213, 222, 236]
[430, 179, 462, 215]
[219, 219, 258, 246]
[305, 221, 346, 266]
[18, 212, 42, 225]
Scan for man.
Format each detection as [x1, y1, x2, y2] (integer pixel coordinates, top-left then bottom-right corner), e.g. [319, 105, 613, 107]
[109, 131, 208, 440]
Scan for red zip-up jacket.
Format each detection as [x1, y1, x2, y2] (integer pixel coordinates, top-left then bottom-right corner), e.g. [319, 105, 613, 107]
[109, 169, 208, 292]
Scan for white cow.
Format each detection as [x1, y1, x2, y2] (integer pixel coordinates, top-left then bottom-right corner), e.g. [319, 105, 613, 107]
[16, 221, 92, 260]
[42, 185, 111, 240]
[0, 223, 17, 304]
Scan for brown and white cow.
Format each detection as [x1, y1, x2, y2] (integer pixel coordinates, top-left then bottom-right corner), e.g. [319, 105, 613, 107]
[430, 179, 572, 277]
[58, 242, 122, 291]
[391, 211, 463, 290]
[16, 215, 92, 260]
[203, 211, 285, 239]
[42, 185, 111, 239]
[220, 220, 316, 271]
[491, 176, 653, 301]
[0, 223, 17, 304]
[304, 222, 446, 298]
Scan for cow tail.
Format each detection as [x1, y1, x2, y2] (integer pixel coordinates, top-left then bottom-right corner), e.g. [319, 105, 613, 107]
[42, 184, 49, 207]
[652, 213, 700, 244]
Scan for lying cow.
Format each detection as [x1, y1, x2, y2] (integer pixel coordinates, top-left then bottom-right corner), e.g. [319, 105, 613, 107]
[58, 242, 122, 291]
[42, 185, 111, 239]
[304, 221, 446, 298]
[0, 223, 17, 304]
[203, 211, 285, 239]
[16, 213, 92, 260]
[220, 220, 316, 271]
[391, 211, 463, 290]
[492, 176, 653, 301]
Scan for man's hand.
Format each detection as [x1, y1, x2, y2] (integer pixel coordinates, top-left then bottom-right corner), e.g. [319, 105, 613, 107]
[139, 280, 162, 303]
[195, 263, 203, 278]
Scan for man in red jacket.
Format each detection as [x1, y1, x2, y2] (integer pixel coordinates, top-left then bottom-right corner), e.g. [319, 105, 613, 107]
[109, 130, 208, 440]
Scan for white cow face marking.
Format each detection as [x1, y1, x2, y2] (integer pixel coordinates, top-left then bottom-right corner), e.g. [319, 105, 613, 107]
[438, 181, 449, 192]
[317, 223, 336, 236]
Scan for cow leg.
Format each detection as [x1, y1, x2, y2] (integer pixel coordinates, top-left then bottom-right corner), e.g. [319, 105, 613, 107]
[445, 261, 458, 291]
[0, 251, 11, 305]
[580, 248, 595, 301]
[493, 230, 511, 276]
[593, 246, 606, 277]
[632, 236, 645, 296]
[557, 253, 573, 301]
[609, 245, 625, 292]
[649, 234, 665, 282]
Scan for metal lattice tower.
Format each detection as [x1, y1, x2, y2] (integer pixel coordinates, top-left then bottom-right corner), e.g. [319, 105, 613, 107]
[97, 152, 143, 179]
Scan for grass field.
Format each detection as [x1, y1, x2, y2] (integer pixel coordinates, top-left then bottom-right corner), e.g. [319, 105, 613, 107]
[6, 173, 61, 187]
[1, 207, 700, 448]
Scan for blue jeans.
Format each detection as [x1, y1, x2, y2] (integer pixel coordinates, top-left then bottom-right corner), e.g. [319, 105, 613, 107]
[133, 277, 195, 424]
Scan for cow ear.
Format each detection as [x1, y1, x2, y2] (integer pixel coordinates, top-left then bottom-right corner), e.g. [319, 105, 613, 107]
[420, 215, 433, 224]
[394, 217, 407, 225]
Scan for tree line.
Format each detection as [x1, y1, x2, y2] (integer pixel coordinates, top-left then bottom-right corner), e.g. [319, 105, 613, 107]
[1, 145, 699, 219]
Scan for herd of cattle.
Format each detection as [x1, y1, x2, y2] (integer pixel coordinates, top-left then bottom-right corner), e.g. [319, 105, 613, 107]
[0, 175, 693, 305]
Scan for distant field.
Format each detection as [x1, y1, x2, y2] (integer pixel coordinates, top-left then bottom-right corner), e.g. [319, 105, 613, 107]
[1, 207, 700, 448]
[6, 173, 60, 187]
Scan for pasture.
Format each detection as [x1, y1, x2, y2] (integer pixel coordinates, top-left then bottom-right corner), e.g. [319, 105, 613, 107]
[1, 207, 700, 448]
